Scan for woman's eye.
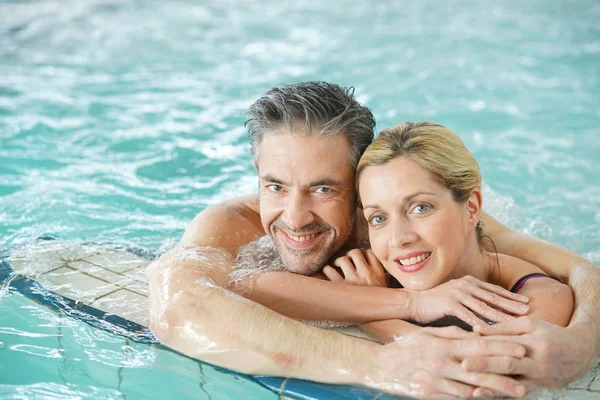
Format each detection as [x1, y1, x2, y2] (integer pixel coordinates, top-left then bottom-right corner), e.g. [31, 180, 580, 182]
[370, 215, 386, 225]
[315, 187, 331, 194]
[267, 184, 282, 192]
[413, 204, 431, 214]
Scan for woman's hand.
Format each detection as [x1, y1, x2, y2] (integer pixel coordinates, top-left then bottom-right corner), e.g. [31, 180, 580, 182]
[323, 249, 387, 287]
[410, 275, 530, 328]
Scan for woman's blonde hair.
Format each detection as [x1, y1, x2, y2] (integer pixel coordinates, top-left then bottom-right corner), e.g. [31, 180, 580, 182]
[356, 121, 481, 203]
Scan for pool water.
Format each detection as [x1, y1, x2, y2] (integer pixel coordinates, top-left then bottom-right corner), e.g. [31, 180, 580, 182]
[1, 0, 599, 398]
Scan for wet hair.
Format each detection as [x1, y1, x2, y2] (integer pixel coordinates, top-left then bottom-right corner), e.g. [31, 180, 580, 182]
[245, 81, 375, 169]
[357, 121, 482, 203]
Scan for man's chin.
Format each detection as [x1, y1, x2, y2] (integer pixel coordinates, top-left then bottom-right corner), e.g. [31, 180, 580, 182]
[272, 237, 331, 275]
[281, 258, 322, 275]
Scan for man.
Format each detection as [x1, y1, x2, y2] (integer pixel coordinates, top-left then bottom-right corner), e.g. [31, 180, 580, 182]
[148, 82, 599, 398]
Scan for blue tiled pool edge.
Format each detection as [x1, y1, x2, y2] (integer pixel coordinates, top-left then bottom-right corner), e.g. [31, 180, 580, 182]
[0, 240, 401, 400]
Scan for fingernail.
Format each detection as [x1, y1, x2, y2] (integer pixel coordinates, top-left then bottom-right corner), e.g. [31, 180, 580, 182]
[515, 385, 525, 397]
[519, 304, 529, 312]
[461, 360, 473, 371]
[476, 389, 493, 398]
[473, 325, 482, 332]
[515, 346, 526, 357]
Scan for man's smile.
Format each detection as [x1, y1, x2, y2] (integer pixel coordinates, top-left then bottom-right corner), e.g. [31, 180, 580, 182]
[278, 230, 326, 250]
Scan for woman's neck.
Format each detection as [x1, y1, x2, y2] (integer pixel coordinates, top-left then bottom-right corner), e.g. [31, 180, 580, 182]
[449, 234, 491, 283]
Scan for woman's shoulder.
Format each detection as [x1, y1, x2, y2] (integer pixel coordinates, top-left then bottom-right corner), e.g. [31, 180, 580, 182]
[489, 253, 548, 292]
[489, 254, 573, 327]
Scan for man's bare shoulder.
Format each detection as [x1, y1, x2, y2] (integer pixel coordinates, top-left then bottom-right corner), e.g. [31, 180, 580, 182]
[181, 195, 264, 253]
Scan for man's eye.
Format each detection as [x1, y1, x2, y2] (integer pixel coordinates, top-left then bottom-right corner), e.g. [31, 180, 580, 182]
[413, 204, 431, 214]
[315, 187, 331, 194]
[369, 215, 386, 225]
[267, 184, 282, 192]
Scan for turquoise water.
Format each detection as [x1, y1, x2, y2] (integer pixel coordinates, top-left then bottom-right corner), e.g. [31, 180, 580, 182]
[1, 0, 599, 398]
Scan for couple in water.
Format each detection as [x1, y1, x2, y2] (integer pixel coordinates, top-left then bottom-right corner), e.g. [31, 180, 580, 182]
[148, 81, 599, 399]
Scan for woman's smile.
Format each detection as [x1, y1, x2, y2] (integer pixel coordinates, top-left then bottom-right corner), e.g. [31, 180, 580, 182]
[394, 252, 432, 273]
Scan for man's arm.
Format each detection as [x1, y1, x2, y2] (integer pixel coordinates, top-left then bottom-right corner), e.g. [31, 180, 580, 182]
[148, 196, 375, 381]
[483, 212, 599, 338]
[472, 213, 600, 387]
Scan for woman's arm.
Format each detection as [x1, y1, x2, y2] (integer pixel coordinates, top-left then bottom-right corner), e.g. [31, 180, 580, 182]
[252, 249, 530, 327]
[245, 271, 413, 323]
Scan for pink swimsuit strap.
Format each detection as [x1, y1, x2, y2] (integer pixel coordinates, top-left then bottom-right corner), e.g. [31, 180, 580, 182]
[510, 273, 550, 293]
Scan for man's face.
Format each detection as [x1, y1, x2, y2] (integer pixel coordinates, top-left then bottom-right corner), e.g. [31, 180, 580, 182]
[257, 132, 356, 275]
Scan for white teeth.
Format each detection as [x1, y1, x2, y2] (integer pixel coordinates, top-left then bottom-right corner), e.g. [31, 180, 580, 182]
[289, 233, 317, 242]
[399, 253, 430, 266]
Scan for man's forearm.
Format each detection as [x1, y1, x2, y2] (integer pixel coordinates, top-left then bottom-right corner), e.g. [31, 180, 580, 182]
[152, 280, 378, 382]
[568, 262, 600, 360]
[483, 212, 600, 365]
[147, 246, 379, 385]
[482, 212, 585, 280]
[245, 271, 412, 323]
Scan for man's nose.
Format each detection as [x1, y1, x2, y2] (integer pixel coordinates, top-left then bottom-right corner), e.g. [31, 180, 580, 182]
[389, 219, 418, 248]
[282, 192, 314, 231]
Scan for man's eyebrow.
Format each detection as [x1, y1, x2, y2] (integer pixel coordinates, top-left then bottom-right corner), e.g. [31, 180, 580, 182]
[259, 176, 343, 188]
[362, 191, 437, 210]
[260, 174, 287, 185]
[308, 179, 343, 188]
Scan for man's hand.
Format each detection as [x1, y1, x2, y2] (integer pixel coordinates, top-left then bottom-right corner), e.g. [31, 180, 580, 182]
[323, 249, 387, 287]
[464, 317, 599, 390]
[369, 326, 527, 398]
[410, 275, 531, 328]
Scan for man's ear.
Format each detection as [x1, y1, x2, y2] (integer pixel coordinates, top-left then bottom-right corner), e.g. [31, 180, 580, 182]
[465, 189, 482, 232]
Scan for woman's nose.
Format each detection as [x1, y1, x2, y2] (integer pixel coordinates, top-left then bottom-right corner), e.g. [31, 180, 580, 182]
[389, 219, 418, 248]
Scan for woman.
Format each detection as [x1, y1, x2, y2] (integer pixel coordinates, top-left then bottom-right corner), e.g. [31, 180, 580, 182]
[323, 121, 574, 343]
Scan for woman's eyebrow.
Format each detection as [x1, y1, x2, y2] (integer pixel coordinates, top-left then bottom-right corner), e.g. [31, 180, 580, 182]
[362, 191, 437, 211]
[403, 191, 436, 201]
[362, 203, 380, 211]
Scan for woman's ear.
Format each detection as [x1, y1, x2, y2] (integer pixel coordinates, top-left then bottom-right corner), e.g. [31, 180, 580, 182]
[465, 189, 482, 232]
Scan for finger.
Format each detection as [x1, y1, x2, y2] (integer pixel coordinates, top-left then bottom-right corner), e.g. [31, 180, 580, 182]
[517, 378, 536, 395]
[477, 334, 528, 348]
[334, 257, 359, 280]
[445, 368, 526, 398]
[462, 356, 532, 375]
[472, 288, 530, 316]
[453, 339, 526, 359]
[322, 265, 344, 283]
[427, 393, 459, 399]
[471, 387, 501, 398]
[364, 249, 382, 270]
[346, 249, 370, 276]
[460, 295, 515, 323]
[451, 304, 490, 329]
[473, 317, 535, 336]
[477, 281, 529, 303]
[434, 378, 474, 398]
[424, 326, 480, 340]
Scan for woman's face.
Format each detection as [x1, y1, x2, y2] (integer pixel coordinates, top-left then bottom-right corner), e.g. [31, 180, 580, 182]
[359, 156, 478, 290]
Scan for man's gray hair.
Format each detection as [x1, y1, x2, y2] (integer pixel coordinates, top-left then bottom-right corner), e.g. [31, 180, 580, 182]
[245, 81, 375, 169]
